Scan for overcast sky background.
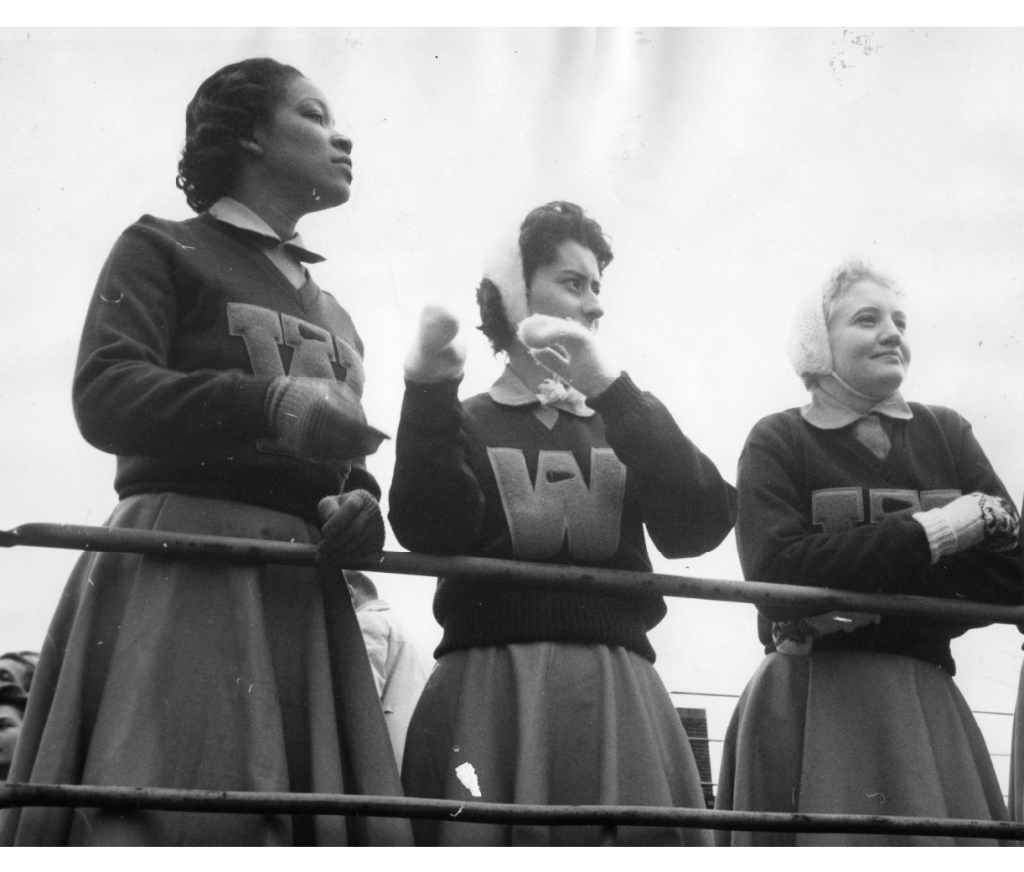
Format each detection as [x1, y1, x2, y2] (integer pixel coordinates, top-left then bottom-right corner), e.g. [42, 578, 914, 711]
[1, 27, 1022, 792]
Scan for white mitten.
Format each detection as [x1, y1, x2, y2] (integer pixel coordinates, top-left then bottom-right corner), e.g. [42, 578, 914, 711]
[913, 492, 1020, 564]
[403, 305, 467, 384]
[517, 314, 620, 398]
[263, 377, 388, 462]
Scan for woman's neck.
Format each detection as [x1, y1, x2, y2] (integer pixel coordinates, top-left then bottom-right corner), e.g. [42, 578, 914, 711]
[816, 373, 890, 414]
[226, 187, 299, 240]
[506, 342, 554, 393]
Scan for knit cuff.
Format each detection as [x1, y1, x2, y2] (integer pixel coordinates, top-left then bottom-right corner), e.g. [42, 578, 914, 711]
[402, 377, 462, 413]
[586, 371, 644, 419]
[913, 502, 984, 564]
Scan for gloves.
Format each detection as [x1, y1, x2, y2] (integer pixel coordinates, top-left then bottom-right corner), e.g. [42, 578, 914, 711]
[772, 611, 881, 656]
[263, 377, 388, 463]
[318, 489, 386, 562]
[404, 305, 467, 383]
[913, 492, 1020, 564]
[517, 314, 620, 398]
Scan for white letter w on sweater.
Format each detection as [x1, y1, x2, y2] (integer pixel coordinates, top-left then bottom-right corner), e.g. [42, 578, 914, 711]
[487, 448, 626, 561]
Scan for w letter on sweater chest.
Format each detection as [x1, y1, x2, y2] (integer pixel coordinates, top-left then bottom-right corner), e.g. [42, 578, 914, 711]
[226, 302, 364, 387]
[487, 447, 626, 561]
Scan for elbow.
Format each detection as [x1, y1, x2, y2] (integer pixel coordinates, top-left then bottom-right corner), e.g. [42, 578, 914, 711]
[73, 396, 119, 454]
[651, 498, 738, 559]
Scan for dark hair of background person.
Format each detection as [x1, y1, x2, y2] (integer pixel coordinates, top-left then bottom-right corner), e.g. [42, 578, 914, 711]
[0, 652, 37, 693]
[476, 201, 614, 353]
[176, 57, 305, 214]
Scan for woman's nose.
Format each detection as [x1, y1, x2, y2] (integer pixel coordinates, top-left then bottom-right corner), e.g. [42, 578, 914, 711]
[879, 322, 902, 345]
[331, 131, 352, 153]
[583, 292, 604, 322]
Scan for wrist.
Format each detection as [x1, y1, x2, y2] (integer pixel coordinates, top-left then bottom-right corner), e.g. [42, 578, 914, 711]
[912, 494, 985, 564]
[575, 370, 618, 398]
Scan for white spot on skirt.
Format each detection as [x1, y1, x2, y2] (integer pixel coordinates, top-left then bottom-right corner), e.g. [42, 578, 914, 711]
[455, 762, 481, 797]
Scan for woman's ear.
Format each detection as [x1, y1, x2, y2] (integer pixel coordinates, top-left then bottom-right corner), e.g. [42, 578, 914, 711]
[238, 136, 264, 158]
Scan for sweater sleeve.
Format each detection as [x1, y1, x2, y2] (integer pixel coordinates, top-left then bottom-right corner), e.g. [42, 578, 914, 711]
[919, 415, 1023, 606]
[737, 413, 1023, 613]
[73, 220, 275, 457]
[388, 379, 487, 554]
[587, 373, 738, 559]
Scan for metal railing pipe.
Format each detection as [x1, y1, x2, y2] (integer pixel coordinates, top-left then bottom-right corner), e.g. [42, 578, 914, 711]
[3, 522, 1023, 625]
[0, 783, 1020, 841]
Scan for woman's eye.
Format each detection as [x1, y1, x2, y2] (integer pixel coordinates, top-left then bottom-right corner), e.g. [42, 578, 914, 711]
[305, 112, 324, 124]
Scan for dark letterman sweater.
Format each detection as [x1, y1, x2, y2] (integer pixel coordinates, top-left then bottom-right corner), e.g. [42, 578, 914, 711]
[389, 372, 738, 662]
[73, 213, 377, 523]
[737, 404, 1023, 674]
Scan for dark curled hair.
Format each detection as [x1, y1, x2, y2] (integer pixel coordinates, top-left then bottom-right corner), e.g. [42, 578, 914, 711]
[476, 277, 519, 353]
[176, 58, 304, 213]
[0, 684, 27, 716]
[477, 201, 614, 353]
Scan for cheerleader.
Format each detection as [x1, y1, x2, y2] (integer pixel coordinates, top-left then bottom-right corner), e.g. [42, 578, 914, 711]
[389, 201, 737, 845]
[0, 58, 411, 846]
[715, 259, 1022, 845]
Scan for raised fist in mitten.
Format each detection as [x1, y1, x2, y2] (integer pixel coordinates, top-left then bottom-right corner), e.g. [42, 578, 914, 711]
[263, 377, 388, 463]
[404, 305, 467, 383]
[517, 314, 620, 397]
[913, 492, 1020, 564]
[317, 489, 386, 562]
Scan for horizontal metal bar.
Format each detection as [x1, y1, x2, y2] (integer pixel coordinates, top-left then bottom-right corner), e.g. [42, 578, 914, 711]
[672, 691, 742, 699]
[0, 783, 1019, 840]
[3, 522, 1024, 624]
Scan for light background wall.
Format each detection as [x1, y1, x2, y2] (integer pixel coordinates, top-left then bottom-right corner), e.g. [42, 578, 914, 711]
[1, 26, 1022, 794]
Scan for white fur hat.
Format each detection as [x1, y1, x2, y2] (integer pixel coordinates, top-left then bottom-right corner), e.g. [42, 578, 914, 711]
[787, 290, 833, 384]
[482, 239, 529, 327]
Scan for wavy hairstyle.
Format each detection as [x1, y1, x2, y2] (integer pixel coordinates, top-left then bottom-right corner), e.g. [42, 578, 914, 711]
[476, 201, 614, 353]
[176, 58, 304, 214]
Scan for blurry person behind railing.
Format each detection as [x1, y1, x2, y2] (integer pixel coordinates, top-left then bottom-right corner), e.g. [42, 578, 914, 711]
[0, 653, 37, 694]
[0, 686, 27, 781]
[346, 570, 430, 772]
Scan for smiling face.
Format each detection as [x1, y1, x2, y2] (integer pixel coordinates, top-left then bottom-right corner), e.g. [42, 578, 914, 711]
[249, 76, 353, 216]
[526, 241, 604, 329]
[827, 279, 910, 398]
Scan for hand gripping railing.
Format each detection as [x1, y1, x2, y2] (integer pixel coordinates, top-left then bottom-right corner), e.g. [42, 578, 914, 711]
[3, 521, 1023, 843]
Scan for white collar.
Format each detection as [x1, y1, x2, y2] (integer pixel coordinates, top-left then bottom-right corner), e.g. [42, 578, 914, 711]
[356, 599, 390, 614]
[488, 365, 594, 418]
[208, 197, 323, 259]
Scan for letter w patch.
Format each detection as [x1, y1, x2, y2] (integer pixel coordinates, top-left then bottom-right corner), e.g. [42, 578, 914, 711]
[487, 447, 626, 561]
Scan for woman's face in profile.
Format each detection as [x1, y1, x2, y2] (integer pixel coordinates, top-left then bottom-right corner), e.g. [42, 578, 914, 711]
[828, 280, 911, 398]
[251, 76, 354, 214]
[526, 241, 604, 331]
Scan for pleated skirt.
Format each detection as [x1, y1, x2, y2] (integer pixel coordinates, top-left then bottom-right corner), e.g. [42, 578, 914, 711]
[1009, 658, 1024, 823]
[401, 641, 713, 846]
[714, 650, 1012, 846]
[0, 492, 412, 846]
